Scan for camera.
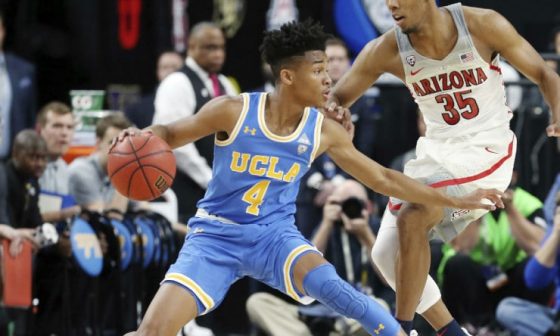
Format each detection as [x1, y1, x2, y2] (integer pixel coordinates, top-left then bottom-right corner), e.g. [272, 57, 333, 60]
[341, 197, 365, 219]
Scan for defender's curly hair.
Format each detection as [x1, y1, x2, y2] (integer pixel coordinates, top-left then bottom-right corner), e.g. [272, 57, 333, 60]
[259, 19, 330, 80]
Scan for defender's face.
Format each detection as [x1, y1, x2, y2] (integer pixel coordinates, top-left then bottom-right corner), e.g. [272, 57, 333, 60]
[386, 0, 430, 34]
[292, 51, 332, 107]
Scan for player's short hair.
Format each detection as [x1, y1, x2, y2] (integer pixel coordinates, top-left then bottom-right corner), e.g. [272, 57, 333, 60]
[96, 113, 132, 139]
[36, 101, 72, 127]
[259, 19, 330, 80]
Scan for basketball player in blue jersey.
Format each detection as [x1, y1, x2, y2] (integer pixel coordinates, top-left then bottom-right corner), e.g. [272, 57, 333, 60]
[118, 20, 504, 336]
[327, 1, 560, 335]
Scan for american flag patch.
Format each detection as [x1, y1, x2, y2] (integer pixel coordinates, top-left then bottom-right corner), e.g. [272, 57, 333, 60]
[460, 52, 474, 63]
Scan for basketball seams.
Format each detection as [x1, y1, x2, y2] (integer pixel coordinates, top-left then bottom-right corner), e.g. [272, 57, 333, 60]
[127, 166, 143, 197]
[109, 134, 152, 155]
[137, 165, 175, 180]
[108, 150, 174, 179]
[127, 136, 156, 199]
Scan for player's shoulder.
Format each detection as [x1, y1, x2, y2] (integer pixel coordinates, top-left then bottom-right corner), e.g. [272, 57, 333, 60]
[364, 28, 399, 55]
[462, 6, 508, 34]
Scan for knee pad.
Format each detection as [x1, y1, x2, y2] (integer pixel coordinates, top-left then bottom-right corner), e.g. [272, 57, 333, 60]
[371, 210, 442, 314]
[302, 263, 400, 335]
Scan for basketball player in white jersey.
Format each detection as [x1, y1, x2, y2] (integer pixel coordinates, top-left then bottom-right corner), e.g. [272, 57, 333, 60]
[327, 1, 560, 335]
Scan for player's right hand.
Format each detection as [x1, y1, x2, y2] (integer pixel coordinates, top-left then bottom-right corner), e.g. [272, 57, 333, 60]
[455, 188, 505, 210]
[111, 127, 151, 148]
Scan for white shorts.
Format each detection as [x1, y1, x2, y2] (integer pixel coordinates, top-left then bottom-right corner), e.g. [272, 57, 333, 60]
[388, 127, 517, 242]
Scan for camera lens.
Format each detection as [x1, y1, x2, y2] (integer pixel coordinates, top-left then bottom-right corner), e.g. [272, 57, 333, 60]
[341, 197, 364, 219]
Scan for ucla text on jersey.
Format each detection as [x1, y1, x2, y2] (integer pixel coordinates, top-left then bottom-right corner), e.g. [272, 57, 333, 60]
[197, 92, 324, 224]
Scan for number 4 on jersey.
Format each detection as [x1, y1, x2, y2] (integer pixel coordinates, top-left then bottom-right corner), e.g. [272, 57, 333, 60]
[242, 180, 271, 215]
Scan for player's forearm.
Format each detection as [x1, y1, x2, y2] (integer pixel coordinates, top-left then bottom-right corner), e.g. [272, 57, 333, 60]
[145, 124, 172, 146]
[375, 169, 460, 208]
[537, 66, 560, 123]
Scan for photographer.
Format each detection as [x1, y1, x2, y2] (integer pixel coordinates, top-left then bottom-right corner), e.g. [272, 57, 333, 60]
[497, 192, 560, 336]
[246, 180, 391, 336]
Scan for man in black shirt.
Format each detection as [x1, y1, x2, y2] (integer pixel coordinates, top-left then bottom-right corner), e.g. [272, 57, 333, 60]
[4, 129, 47, 229]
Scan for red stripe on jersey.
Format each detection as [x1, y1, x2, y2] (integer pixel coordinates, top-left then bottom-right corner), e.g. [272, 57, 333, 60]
[489, 65, 502, 74]
[387, 136, 514, 211]
[430, 137, 515, 188]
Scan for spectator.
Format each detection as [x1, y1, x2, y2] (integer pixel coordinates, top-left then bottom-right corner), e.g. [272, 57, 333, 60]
[0, 163, 35, 257]
[438, 169, 550, 331]
[497, 192, 560, 336]
[68, 113, 132, 214]
[325, 38, 375, 158]
[0, 129, 46, 336]
[36, 101, 81, 221]
[125, 51, 183, 129]
[0, 10, 37, 160]
[3, 130, 46, 229]
[247, 180, 391, 336]
[153, 21, 237, 221]
[34, 101, 80, 336]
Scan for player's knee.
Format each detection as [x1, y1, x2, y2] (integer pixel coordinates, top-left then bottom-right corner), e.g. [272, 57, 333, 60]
[303, 264, 367, 319]
[371, 242, 390, 274]
[302, 263, 400, 334]
[397, 204, 442, 235]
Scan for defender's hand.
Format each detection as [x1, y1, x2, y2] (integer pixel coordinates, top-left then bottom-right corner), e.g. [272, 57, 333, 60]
[324, 102, 354, 139]
[455, 188, 504, 210]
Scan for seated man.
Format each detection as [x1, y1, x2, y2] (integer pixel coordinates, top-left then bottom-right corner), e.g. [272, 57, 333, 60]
[496, 192, 560, 336]
[247, 180, 391, 336]
[68, 113, 132, 215]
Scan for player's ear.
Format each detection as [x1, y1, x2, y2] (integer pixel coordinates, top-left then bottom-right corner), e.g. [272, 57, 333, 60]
[279, 68, 295, 86]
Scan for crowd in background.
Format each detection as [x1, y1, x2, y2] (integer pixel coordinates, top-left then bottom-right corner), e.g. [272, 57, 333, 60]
[1, 1, 560, 336]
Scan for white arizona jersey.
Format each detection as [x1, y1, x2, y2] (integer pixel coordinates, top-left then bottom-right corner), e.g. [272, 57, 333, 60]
[395, 3, 512, 140]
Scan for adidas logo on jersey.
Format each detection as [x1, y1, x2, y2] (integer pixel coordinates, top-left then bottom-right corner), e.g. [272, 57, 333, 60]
[297, 133, 311, 145]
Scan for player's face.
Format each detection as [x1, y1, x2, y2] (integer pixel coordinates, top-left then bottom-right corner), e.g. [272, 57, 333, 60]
[293, 51, 332, 107]
[386, 0, 431, 34]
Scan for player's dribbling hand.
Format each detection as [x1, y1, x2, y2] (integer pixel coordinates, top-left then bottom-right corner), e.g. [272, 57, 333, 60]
[546, 122, 560, 137]
[457, 188, 505, 210]
[111, 127, 152, 149]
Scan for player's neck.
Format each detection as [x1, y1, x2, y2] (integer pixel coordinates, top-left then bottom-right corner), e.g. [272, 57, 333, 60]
[407, 7, 457, 60]
[266, 91, 306, 132]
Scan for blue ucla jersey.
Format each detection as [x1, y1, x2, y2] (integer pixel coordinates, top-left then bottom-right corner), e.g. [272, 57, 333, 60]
[197, 92, 324, 224]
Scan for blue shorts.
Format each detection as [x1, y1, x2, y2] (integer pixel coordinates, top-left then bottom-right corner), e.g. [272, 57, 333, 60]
[162, 216, 319, 315]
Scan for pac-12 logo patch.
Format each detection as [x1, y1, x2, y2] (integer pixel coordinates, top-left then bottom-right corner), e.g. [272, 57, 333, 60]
[406, 55, 416, 66]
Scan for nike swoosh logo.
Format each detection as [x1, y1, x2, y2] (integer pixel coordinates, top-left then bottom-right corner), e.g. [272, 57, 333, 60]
[410, 67, 425, 76]
[485, 147, 499, 154]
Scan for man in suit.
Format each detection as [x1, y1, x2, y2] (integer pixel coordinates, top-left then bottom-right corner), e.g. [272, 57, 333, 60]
[153, 21, 237, 221]
[0, 10, 37, 160]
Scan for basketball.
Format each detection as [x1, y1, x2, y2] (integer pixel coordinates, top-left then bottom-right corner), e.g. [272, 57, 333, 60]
[108, 133, 176, 201]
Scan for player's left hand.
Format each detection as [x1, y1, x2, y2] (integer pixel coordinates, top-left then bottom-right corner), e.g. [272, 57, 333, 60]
[546, 122, 560, 137]
[456, 188, 505, 210]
